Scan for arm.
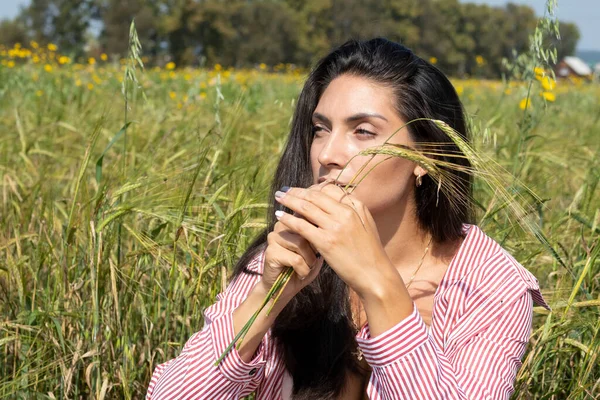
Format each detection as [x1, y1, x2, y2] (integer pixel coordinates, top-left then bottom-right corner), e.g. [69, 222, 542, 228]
[357, 290, 535, 400]
[146, 250, 278, 400]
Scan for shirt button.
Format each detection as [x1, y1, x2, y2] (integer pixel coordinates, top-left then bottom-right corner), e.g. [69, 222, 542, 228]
[249, 368, 257, 376]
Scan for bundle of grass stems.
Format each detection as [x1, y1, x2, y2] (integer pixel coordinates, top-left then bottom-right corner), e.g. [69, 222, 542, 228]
[215, 117, 557, 366]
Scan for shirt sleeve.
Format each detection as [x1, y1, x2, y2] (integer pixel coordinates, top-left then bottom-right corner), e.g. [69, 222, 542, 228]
[356, 290, 538, 399]
[146, 249, 270, 400]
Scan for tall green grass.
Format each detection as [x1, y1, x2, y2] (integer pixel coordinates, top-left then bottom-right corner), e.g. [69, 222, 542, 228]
[1, 55, 599, 398]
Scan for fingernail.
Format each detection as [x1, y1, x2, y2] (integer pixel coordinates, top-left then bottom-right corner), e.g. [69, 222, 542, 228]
[275, 190, 286, 198]
[275, 210, 284, 219]
[281, 186, 290, 192]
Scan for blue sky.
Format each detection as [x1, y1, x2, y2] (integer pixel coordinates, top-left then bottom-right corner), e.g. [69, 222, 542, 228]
[459, 0, 599, 51]
[1, 0, 598, 51]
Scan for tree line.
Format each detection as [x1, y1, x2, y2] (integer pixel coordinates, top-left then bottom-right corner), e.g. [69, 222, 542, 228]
[0, 0, 580, 78]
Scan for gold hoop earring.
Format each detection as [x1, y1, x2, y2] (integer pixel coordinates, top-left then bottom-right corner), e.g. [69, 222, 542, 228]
[416, 174, 422, 187]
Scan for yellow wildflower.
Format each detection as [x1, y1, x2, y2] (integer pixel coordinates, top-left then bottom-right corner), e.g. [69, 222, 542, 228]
[32, 55, 40, 64]
[199, 92, 207, 99]
[541, 92, 556, 102]
[30, 41, 39, 49]
[47, 43, 57, 51]
[534, 66, 544, 77]
[88, 57, 96, 65]
[169, 91, 177, 99]
[100, 53, 108, 61]
[44, 64, 53, 73]
[519, 97, 532, 110]
[259, 63, 267, 70]
[455, 86, 464, 96]
[475, 55, 485, 66]
[58, 55, 70, 65]
[36, 90, 43, 97]
[166, 61, 176, 70]
[214, 63, 222, 71]
[7, 60, 15, 68]
[540, 76, 556, 92]
[429, 57, 438, 65]
[87, 83, 94, 90]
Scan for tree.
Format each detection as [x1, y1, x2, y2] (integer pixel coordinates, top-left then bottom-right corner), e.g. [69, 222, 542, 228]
[96, 0, 160, 58]
[551, 22, 580, 60]
[0, 18, 29, 47]
[21, 0, 95, 57]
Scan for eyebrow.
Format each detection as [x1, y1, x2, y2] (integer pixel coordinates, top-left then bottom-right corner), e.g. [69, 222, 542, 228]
[312, 112, 388, 125]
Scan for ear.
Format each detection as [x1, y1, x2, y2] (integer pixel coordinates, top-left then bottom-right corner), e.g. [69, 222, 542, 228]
[413, 165, 428, 178]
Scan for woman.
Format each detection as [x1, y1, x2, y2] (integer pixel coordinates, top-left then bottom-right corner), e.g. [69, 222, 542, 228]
[146, 38, 549, 399]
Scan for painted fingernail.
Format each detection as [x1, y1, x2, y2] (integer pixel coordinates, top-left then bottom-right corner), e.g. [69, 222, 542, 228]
[275, 190, 286, 198]
[275, 210, 284, 219]
[281, 186, 290, 192]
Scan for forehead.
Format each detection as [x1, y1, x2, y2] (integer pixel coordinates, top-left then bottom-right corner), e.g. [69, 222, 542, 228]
[314, 74, 397, 117]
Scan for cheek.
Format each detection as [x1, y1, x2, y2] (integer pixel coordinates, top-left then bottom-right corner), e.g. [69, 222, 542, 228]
[310, 145, 319, 174]
[350, 156, 414, 207]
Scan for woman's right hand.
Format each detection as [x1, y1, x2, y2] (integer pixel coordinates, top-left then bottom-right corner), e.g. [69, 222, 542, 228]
[259, 219, 324, 300]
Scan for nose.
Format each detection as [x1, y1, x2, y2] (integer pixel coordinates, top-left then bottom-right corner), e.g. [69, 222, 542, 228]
[317, 130, 351, 170]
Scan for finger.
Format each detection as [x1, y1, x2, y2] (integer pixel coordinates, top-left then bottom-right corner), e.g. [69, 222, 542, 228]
[274, 210, 322, 246]
[313, 178, 334, 190]
[291, 185, 356, 216]
[275, 189, 333, 228]
[278, 246, 312, 280]
[317, 185, 372, 231]
[273, 221, 318, 255]
[274, 230, 318, 267]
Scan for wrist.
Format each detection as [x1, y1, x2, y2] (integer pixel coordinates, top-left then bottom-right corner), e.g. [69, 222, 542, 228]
[359, 272, 414, 337]
[255, 279, 293, 313]
[360, 278, 405, 305]
[357, 263, 406, 303]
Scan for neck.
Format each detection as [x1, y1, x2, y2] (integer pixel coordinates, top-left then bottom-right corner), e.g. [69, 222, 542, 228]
[372, 201, 433, 271]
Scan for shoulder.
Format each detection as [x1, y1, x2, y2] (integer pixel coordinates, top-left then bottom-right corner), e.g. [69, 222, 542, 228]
[442, 224, 550, 311]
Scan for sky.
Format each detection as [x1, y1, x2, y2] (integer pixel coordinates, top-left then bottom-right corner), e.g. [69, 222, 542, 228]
[1, 0, 598, 51]
[459, 0, 599, 51]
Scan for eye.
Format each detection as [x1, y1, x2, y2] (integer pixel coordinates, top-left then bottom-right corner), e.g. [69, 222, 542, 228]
[356, 128, 375, 137]
[311, 125, 326, 136]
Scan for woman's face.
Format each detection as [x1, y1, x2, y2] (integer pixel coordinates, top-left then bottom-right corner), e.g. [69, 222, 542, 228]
[310, 74, 424, 218]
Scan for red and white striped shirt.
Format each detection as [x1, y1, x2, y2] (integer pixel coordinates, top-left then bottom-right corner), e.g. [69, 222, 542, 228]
[146, 224, 550, 399]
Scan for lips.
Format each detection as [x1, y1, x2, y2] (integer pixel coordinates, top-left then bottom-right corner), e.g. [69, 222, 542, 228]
[318, 177, 355, 187]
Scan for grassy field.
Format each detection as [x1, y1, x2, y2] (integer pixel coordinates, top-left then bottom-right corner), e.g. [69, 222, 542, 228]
[1, 45, 599, 399]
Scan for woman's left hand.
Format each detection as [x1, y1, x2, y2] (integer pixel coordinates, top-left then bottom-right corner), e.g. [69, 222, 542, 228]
[274, 182, 403, 300]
